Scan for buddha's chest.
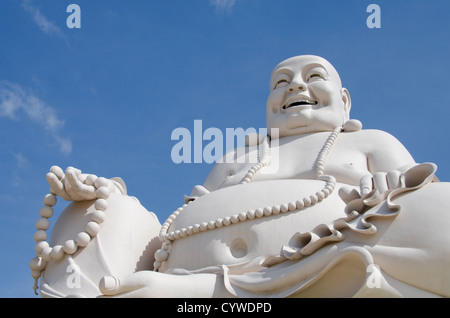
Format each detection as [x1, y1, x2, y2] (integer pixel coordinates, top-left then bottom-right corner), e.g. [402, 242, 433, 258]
[220, 134, 369, 188]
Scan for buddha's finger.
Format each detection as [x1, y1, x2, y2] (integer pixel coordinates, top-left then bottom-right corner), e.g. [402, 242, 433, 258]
[66, 166, 82, 176]
[387, 170, 402, 190]
[50, 165, 64, 180]
[360, 174, 373, 197]
[65, 169, 96, 200]
[46, 172, 71, 201]
[338, 186, 361, 203]
[373, 172, 389, 194]
[99, 274, 147, 297]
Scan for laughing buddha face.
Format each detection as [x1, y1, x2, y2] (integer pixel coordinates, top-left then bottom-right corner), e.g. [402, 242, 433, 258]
[266, 55, 351, 138]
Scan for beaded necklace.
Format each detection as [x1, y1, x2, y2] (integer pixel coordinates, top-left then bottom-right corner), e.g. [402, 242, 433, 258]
[153, 126, 343, 271]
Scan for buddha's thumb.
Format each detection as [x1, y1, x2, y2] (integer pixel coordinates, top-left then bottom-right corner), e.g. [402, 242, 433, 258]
[99, 276, 120, 296]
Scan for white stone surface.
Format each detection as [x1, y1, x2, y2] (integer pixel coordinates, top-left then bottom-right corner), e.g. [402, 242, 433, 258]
[30, 55, 450, 298]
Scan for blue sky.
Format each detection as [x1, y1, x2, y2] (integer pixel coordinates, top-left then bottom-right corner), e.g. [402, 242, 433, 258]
[1, 0, 450, 298]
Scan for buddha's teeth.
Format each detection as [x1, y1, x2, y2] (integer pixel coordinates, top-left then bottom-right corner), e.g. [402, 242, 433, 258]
[283, 99, 318, 109]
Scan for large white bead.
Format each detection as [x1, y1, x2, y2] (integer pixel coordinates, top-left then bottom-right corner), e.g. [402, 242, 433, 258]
[63, 240, 77, 255]
[41, 247, 53, 262]
[43, 194, 57, 207]
[29, 257, 46, 271]
[85, 174, 98, 186]
[288, 201, 297, 211]
[255, 208, 264, 218]
[40, 206, 53, 218]
[272, 205, 281, 215]
[91, 210, 106, 224]
[33, 230, 48, 242]
[343, 119, 363, 132]
[207, 221, 216, 230]
[35, 241, 49, 255]
[215, 219, 224, 228]
[76, 232, 91, 247]
[161, 243, 170, 251]
[246, 210, 255, 219]
[200, 222, 208, 231]
[303, 197, 312, 207]
[96, 186, 110, 199]
[263, 206, 272, 216]
[153, 261, 161, 270]
[154, 249, 168, 262]
[94, 177, 110, 188]
[35, 218, 50, 231]
[85, 222, 100, 237]
[50, 245, 65, 260]
[223, 217, 231, 226]
[94, 199, 108, 211]
[245, 132, 264, 146]
[325, 185, 334, 193]
[316, 191, 325, 201]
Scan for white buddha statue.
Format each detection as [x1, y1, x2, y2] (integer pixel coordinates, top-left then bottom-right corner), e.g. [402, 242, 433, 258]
[30, 55, 450, 298]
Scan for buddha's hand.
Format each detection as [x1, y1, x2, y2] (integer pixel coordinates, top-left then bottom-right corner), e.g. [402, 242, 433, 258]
[99, 272, 160, 298]
[339, 163, 437, 213]
[46, 165, 126, 202]
[98, 270, 230, 298]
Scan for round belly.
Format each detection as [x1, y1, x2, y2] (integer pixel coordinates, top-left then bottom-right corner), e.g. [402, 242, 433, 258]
[163, 179, 350, 271]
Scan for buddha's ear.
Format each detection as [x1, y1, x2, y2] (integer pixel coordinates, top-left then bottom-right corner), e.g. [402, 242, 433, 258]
[341, 88, 351, 121]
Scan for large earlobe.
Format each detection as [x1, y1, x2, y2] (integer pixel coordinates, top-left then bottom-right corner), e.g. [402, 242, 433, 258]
[341, 88, 351, 121]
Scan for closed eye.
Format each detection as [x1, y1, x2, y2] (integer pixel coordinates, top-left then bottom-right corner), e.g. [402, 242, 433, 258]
[274, 79, 290, 89]
[307, 73, 324, 81]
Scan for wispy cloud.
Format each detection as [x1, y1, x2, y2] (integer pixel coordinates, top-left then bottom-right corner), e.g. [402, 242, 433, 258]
[0, 81, 72, 154]
[11, 152, 28, 187]
[21, 0, 65, 38]
[12, 152, 29, 169]
[210, 0, 238, 13]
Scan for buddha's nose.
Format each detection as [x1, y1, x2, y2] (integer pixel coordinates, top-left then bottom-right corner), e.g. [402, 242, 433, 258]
[287, 79, 306, 92]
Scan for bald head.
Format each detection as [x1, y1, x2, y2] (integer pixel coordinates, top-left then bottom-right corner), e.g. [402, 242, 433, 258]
[266, 55, 351, 138]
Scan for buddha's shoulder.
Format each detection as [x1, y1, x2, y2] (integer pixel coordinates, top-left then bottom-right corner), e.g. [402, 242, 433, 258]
[338, 129, 406, 153]
[340, 128, 399, 142]
[275, 129, 401, 151]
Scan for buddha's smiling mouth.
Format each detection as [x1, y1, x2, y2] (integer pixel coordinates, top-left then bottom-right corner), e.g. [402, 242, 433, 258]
[282, 98, 318, 110]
